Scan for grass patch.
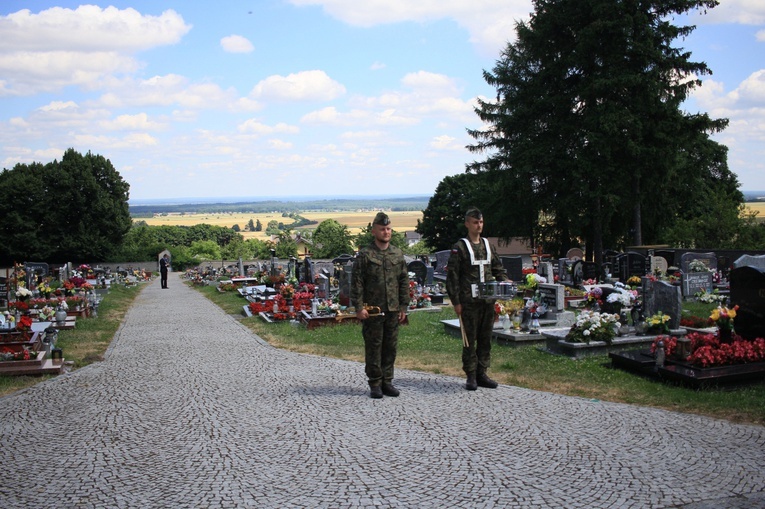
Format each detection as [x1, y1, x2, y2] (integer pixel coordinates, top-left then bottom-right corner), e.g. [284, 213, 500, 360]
[198, 283, 765, 426]
[0, 284, 142, 398]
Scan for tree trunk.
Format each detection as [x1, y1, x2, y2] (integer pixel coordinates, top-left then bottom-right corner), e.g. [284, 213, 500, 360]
[632, 175, 642, 245]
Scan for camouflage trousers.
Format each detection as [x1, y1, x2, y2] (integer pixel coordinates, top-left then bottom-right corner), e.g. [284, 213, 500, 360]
[362, 312, 400, 386]
[460, 300, 495, 375]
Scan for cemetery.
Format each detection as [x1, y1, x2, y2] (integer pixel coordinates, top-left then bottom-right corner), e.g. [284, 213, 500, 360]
[5, 245, 765, 391]
[0, 261, 150, 376]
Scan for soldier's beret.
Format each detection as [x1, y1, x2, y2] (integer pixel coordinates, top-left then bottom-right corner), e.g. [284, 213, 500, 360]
[373, 212, 390, 226]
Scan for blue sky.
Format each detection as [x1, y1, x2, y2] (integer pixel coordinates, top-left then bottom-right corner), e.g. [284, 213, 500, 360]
[1, 1, 764, 202]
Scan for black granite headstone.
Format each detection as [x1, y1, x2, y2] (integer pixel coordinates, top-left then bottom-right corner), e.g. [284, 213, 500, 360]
[407, 260, 428, 284]
[730, 266, 765, 341]
[500, 256, 524, 283]
[581, 262, 599, 282]
[304, 258, 314, 284]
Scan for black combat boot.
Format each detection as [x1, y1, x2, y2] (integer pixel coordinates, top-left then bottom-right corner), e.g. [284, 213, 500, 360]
[465, 373, 477, 391]
[382, 383, 400, 397]
[476, 372, 498, 389]
[369, 386, 383, 399]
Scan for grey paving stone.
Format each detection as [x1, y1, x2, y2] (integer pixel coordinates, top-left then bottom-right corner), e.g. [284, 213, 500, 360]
[0, 275, 763, 508]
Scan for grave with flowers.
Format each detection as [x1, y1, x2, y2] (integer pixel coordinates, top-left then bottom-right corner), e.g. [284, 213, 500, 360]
[608, 265, 765, 386]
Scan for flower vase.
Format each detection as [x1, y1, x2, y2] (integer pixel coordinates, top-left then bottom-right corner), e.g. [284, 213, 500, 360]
[718, 326, 733, 344]
[55, 309, 68, 326]
[500, 314, 510, 331]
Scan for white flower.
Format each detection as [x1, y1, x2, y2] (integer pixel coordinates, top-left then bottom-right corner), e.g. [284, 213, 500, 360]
[16, 287, 32, 298]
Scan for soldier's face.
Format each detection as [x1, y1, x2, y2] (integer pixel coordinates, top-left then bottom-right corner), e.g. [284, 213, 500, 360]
[372, 224, 392, 243]
[465, 216, 483, 235]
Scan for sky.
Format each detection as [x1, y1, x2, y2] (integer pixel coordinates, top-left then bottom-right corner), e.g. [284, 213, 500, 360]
[1, 1, 764, 203]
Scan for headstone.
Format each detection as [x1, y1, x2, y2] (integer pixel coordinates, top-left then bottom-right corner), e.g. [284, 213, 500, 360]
[682, 271, 713, 298]
[537, 262, 554, 282]
[425, 266, 434, 286]
[238, 258, 245, 277]
[558, 258, 573, 285]
[500, 256, 524, 283]
[338, 264, 352, 306]
[433, 250, 451, 279]
[733, 254, 765, 271]
[407, 260, 428, 284]
[555, 310, 576, 328]
[642, 278, 682, 329]
[304, 258, 314, 284]
[616, 252, 647, 282]
[654, 250, 676, 268]
[566, 247, 584, 260]
[730, 266, 765, 341]
[581, 262, 599, 282]
[650, 256, 668, 275]
[681, 252, 717, 274]
[315, 273, 330, 300]
[570, 260, 583, 285]
[537, 283, 565, 312]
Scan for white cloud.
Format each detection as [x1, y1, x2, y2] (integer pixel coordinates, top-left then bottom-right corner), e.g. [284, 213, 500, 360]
[287, 0, 530, 54]
[268, 139, 293, 150]
[430, 134, 463, 150]
[370, 61, 386, 70]
[0, 6, 191, 95]
[694, 0, 765, 25]
[301, 106, 418, 126]
[0, 6, 191, 51]
[96, 74, 239, 109]
[101, 113, 164, 132]
[238, 120, 300, 135]
[249, 70, 346, 101]
[221, 35, 254, 53]
[758, 29, 765, 41]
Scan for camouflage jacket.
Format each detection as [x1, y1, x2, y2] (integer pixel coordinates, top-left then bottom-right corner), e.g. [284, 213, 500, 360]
[351, 243, 409, 312]
[446, 237, 507, 306]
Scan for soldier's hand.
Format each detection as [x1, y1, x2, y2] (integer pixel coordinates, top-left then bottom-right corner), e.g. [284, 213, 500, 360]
[356, 309, 369, 321]
[454, 304, 463, 317]
[398, 310, 406, 323]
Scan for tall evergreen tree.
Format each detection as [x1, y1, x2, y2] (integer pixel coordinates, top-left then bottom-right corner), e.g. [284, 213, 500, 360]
[0, 149, 131, 263]
[466, 0, 740, 261]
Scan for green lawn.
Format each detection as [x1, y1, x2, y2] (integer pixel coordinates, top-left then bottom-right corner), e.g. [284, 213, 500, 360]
[202, 284, 765, 426]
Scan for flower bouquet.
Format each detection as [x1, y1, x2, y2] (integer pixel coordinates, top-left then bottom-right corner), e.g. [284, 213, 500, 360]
[710, 305, 738, 342]
[565, 310, 620, 344]
[646, 312, 671, 334]
[15, 286, 32, 301]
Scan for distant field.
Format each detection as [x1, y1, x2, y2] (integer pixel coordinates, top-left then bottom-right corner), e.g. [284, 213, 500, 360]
[743, 202, 765, 221]
[137, 210, 423, 240]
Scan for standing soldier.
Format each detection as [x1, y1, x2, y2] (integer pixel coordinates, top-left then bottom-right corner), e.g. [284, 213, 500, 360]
[446, 208, 509, 390]
[351, 212, 410, 399]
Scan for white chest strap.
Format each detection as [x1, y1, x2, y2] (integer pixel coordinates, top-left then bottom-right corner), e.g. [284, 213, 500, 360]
[461, 237, 492, 283]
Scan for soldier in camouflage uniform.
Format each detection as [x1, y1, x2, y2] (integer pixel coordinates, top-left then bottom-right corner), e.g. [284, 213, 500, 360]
[446, 208, 509, 391]
[351, 212, 410, 399]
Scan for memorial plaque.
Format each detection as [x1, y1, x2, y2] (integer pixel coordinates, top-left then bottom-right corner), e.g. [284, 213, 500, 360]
[730, 266, 765, 341]
[682, 272, 713, 297]
[537, 283, 565, 312]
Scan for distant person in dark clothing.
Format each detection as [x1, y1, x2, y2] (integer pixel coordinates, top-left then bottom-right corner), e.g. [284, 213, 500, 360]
[160, 254, 170, 289]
